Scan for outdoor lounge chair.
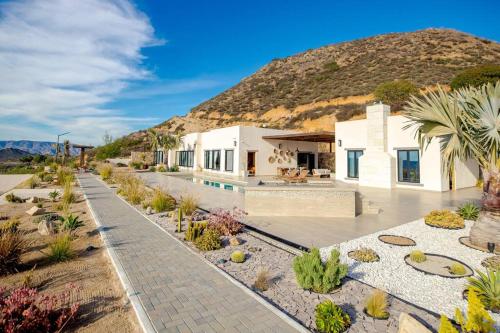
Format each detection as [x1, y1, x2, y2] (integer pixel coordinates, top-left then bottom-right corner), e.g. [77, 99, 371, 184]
[285, 169, 308, 183]
[312, 169, 331, 178]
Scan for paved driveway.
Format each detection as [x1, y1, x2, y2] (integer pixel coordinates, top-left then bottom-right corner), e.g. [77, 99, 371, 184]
[79, 174, 300, 333]
[0, 174, 31, 195]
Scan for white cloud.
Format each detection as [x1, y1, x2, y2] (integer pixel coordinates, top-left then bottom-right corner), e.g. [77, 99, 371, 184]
[0, 0, 162, 145]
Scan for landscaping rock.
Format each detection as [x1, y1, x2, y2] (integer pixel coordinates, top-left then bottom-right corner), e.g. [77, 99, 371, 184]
[26, 206, 45, 216]
[38, 219, 55, 236]
[397, 313, 431, 333]
[229, 237, 241, 246]
[27, 196, 39, 203]
[146, 206, 152, 215]
[86, 245, 98, 252]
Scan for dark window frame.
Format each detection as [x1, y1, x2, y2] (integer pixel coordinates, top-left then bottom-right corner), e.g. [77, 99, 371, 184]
[203, 150, 222, 170]
[347, 150, 363, 179]
[225, 149, 234, 171]
[397, 149, 420, 183]
[176, 150, 194, 167]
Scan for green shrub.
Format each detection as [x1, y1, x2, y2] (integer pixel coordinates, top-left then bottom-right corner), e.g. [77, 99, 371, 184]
[449, 263, 466, 276]
[61, 214, 84, 232]
[48, 234, 74, 262]
[438, 315, 458, 333]
[293, 248, 348, 293]
[98, 164, 113, 181]
[454, 289, 494, 333]
[184, 221, 207, 242]
[450, 65, 500, 90]
[315, 300, 351, 333]
[373, 80, 419, 107]
[150, 188, 176, 212]
[230, 250, 246, 263]
[365, 289, 389, 319]
[168, 165, 179, 172]
[149, 166, 156, 172]
[157, 165, 166, 172]
[48, 190, 60, 202]
[5, 193, 24, 203]
[466, 269, 499, 312]
[457, 202, 480, 221]
[0, 230, 28, 275]
[409, 250, 426, 263]
[194, 229, 221, 251]
[424, 210, 464, 229]
[348, 248, 379, 262]
[27, 175, 41, 189]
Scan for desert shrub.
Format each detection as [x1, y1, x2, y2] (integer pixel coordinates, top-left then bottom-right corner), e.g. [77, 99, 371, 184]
[61, 214, 84, 232]
[157, 165, 167, 172]
[149, 166, 156, 172]
[424, 210, 464, 229]
[373, 80, 419, 108]
[348, 248, 379, 262]
[315, 300, 351, 333]
[438, 315, 458, 333]
[27, 175, 41, 189]
[449, 263, 466, 276]
[0, 231, 27, 275]
[61, 178, 76, 206]
[409, 250, 426, 263]
[0, 286, 79, 332]
[22, 265, 36, 288]
[48, 234, 74, 262]
[194, 229, 221, 251]
[56, 167, 74, 186]
[168, 165, 179, 172]
[0, 218, 20, 234]
[129, 161, 142, 170]
[42, 174, 54, 183]
[230, 250, 245, 263]
[466, 269, 499, 312]
[5, 193, 24, 203]
[48, 190, 60, 202]
[454, 289, 494, 333]
[254, 268, 270, 291]
[207, 208, 244, 236]
[365, 290, 389, 319]
[151, 188, 176, 212]
[293, 248, 348, 293]
[450, 65, 500, 90]
[179, 195, 198, 217]
[97, 164, 113, 181]
[457, 202, 480, 221]
[481, 256, 500, 271]
[116, 174, 145, 204]
[184, 221, 207, 242]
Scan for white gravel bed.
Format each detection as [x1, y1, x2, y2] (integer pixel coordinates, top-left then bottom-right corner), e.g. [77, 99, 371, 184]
[320, 219, 499, 325]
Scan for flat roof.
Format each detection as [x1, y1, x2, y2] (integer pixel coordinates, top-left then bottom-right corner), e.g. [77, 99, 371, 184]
[262, 131, 335, 143]
[72, 144, 94, 149]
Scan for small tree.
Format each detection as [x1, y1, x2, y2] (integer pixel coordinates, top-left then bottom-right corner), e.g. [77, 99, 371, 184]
[450, 65, 500, 90]
[374, 80, 419, 110]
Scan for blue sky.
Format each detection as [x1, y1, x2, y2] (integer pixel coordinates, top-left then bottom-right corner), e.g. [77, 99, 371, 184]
[0, 0, 498, 145]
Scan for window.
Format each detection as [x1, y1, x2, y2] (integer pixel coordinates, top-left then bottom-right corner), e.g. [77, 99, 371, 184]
[398, 150, 420, 183]
[347, 150, 363, 178]
[203, 150, 221, 170]
[176, 150, 194, 167]
[225, 150, 234, 171]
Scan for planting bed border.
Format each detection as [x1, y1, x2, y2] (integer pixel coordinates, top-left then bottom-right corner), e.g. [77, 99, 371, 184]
[424, 221, 465, 230]
[378, 234, 416, 247]
[347, 250, 380, 262]
[458, 236, 500, 255]
[363, 309, 390, 321]
[403, 253, 474, 279]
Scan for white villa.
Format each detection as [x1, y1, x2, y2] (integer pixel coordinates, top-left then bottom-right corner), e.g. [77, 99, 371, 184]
[165, 103, 480, 192]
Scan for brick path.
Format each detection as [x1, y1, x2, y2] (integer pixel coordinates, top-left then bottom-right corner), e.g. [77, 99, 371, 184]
[78, 174, 300, 333]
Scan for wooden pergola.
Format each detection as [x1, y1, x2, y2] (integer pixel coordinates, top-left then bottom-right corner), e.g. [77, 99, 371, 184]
[262, 131, 336, 152]
[72, 144, 94, 168]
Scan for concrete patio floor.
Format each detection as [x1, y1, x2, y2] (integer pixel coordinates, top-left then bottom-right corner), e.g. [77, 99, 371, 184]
[138, 172, 482, 248]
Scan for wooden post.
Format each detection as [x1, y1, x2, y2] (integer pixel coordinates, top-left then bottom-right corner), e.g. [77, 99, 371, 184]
[80, 148, 85, 168]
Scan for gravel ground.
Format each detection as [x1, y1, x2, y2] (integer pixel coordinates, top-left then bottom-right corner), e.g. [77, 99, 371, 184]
[320, 219, 499, 327]
[140, 208, 441, 332]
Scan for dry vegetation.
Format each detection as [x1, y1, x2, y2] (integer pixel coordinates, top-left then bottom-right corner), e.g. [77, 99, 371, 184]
[0, 187, 138, 332]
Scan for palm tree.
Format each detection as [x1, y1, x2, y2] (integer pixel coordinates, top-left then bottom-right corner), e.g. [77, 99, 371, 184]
[147, 129, 182, 165]
[404, 82, 499, 250]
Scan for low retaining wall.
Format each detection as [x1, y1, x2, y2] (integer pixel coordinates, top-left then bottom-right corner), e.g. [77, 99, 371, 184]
[244, 186, 357, 218]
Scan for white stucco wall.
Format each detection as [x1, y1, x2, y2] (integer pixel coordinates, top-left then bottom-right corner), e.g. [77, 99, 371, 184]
[335, 113, 479, 192]
[200, 126, 241, 176]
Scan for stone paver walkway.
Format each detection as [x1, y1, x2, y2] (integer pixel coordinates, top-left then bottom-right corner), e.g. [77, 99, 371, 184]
[78, 174, 300, 333]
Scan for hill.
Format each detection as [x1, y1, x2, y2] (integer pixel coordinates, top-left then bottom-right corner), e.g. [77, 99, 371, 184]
[0, 148, 31, 162]
[100, 28, 500, 156]
[0, 141, 79, 156]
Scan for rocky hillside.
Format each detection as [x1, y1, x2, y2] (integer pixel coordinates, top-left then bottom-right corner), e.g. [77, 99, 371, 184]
[0, 148, 31, 162]
[0, 141, 79, 156]
[108, 29, 499, 155]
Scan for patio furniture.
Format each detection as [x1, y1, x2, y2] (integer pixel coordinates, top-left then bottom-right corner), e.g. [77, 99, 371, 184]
[312, 169, 331, 178]
[286, 169, 308, 183]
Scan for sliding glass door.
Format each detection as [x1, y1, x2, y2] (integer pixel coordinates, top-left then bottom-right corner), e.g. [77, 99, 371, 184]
[347, 150, 363, 179]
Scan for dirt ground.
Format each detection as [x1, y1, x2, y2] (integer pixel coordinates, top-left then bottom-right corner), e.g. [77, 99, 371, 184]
[0, 189, 139, 332]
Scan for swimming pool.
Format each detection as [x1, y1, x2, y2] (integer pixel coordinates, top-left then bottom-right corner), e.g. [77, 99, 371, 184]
[186, 177, 245, 193]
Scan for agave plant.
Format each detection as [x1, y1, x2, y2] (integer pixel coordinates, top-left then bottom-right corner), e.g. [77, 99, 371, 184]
[61, 214, 84, 232]
[466, 269, 499, 313]
[404, 82, 500, 249]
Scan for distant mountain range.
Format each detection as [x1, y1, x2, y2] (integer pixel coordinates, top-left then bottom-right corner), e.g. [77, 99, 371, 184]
[0, 140, 79, 156]
[0, 148, 32, 162]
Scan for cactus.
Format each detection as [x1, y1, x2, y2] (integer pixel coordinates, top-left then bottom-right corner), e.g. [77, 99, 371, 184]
[177, 208, 183, 233]
[185, 221, 207, 241]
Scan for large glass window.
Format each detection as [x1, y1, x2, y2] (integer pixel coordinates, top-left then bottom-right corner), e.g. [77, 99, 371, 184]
[398, 150, 420, 183]
[347, 150, 363, 178]
[176, 150, 194, 167]
[225, 150, 234, 171]
[203, 150, 221, 170]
